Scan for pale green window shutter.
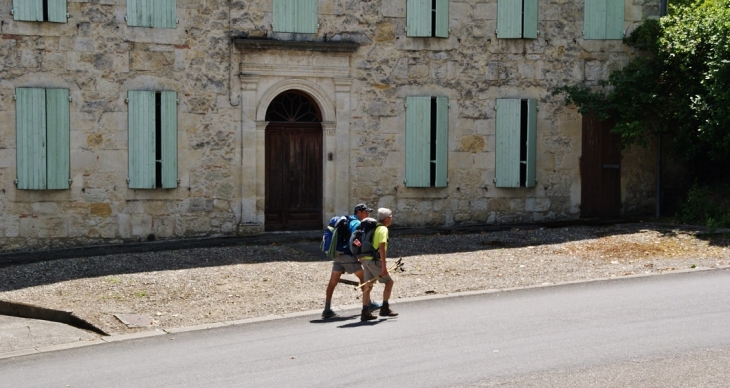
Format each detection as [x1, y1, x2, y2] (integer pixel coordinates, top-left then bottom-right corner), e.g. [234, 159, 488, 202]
[434, 0, 449, 38]
[525, 99, 538, 188]
[128, 91, 156, 189]
[584, 0, 607, 39]
[47, 0, 67, 23]
[605, 0, 624, 39]
[497, 0, 522, 39]
[45, 89, 70, 190]
[495, 99, 521, 188]
[160, 91, 178, 189]
[152, 0, 176, 28]
[522, 0, 539, 39]
[407, 0, 432, 37]
[16, 88, 47, 190]
[274, 0, 316, 33]
[127, 0, 150, 27]
[405, 97, 431, 187]
[434, 97, 449, 187]
[13, 0, 43, 21]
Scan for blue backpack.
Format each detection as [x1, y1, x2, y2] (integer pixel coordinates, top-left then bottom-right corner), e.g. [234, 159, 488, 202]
[320, 215, 356, 258]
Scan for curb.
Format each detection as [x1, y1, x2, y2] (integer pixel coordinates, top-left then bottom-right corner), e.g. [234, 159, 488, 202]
[3, 265, 728, 361]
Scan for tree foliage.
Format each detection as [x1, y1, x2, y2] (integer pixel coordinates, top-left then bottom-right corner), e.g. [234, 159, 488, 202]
[552, 0, 730, 183]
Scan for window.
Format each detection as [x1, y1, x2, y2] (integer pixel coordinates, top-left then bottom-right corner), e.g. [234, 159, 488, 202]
[127, 0, 177, 29]
[497, 0, 538, 39]
[12, 0, 67, 23]
[273, 0, 318, 33]
[495, 99, 537, 188]
[15, 88, 70, 190]
[127, 91, 178, 189]
[584, 0, 624, 39]
[405, 96, 448, 188]
[407, 0, 449, 38]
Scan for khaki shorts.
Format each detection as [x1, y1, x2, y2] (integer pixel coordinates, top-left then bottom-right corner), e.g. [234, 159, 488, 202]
[362, 259, 392, 284]
[332, 254, 363, 274]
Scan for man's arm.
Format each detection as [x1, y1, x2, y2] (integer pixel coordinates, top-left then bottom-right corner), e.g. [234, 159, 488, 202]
[379, 242, 388, 277]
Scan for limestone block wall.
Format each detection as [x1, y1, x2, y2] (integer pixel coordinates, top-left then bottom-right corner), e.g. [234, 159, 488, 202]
[0, 0, 660, 250]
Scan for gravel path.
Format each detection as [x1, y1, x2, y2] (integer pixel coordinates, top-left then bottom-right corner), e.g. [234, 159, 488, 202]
[0, 224, 728, 336]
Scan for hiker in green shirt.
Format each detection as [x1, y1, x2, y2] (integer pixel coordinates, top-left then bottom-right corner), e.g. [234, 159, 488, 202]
[361, 208, 398, 321]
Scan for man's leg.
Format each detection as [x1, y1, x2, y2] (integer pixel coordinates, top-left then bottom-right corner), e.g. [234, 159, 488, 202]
[322, 271, 343, 318]
[380, 276, 398, 317]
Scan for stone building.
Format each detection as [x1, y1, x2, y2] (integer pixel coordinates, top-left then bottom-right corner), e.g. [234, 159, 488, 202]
[0, 0, 659, 251]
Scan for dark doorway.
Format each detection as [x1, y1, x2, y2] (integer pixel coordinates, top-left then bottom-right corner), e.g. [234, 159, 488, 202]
[264, 91, 323, 231]
[581, 112, 621, 218]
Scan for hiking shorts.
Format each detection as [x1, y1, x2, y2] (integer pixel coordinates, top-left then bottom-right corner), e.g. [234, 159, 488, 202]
[332, 254, 362, 274]
[362, 259, 392, 284]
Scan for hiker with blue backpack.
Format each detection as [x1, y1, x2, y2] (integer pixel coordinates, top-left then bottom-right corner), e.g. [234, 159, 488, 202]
[320, 204, 382, 319]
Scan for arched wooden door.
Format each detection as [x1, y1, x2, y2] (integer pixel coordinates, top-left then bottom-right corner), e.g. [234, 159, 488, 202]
[264, 91, 323, 231]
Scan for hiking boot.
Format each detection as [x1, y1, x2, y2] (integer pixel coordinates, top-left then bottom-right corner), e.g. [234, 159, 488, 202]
[361, 310, 377, 322]
[379, 307, 398, 317]
[321, 309, 339, 319]
[368, 301, 383, 312]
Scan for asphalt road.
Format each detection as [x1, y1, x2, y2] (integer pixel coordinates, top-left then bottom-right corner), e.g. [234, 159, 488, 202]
[2, 269, 729, 388]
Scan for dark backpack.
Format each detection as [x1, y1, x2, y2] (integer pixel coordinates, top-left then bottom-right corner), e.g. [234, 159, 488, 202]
[348, 218, 379, 259]
[320, 215, 355, 258]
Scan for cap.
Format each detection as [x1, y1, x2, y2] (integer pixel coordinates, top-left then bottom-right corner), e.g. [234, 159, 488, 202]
[354, 203, 373, 213]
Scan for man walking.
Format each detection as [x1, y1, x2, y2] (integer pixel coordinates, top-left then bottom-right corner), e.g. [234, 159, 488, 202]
[360, 208, 398, 321]
[321, 204, 382, 319]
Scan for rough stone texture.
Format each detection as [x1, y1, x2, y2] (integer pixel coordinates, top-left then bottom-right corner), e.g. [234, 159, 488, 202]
[0, 0, 660, 251]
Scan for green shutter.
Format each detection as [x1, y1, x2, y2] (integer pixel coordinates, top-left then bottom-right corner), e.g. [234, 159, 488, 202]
[407, 0, 432, 37]
[434, 0, 449, 38]
[47, 0, 67, 23]
[128, 91, 156, 189]
[45, 89, 70, 190]
[434, 97, 449, 187]
[495, 99, 521, 188]
[584, 0, 607, 39]
[605, 0, 624, 39]
[152, 0, 176, 28]
[525, 99, 537, 188]
[13, 0, 43, 21]
[405, 97, 431, 187]
[16, 88, 47, 190]
[293, 0, 317, 34]
[160, 91, 178, 189]
[522, 0, 539, 39]
[497, 0, 522, 39]
[273, 0, 294, 32]
[127, 0, 150, 27]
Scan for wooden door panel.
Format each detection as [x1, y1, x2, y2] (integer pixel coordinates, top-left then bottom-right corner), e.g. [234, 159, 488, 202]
[265, 124, 322, 231]
[581, 113, 621, 217]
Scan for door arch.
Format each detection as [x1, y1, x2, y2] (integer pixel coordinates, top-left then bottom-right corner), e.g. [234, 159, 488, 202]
[264, 91, 323, 231]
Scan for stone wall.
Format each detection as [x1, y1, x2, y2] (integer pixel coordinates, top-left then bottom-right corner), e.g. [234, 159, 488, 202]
[0, 0, 660, 250]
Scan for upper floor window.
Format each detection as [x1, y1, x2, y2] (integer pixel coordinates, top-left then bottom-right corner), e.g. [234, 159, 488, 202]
[405, 96, 449, 188]
[15, 87, 70, 190]
[495, 98, 537, 188]
[584, 0, 624, 39]
[407, 0, 449, 38]
[12, 0, 67, 23]
[273, 0, 318, 33]
[127, 0, 177, 29]
[497, 0, 538, 39]
[127, 91, 178, 189]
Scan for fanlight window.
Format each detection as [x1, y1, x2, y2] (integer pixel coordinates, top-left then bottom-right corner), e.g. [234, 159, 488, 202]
[265, 92, 321, 123]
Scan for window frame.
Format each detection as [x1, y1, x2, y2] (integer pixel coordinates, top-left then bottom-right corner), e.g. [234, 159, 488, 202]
[15, 87, 70, 190]
[406, 0, 449, 38]
[495, 98, 537, 188]
[497, 0, 538, 39]
[13, 0, 67, 23]
[405, 96, 449, 188]
[127, 90, 178, 189]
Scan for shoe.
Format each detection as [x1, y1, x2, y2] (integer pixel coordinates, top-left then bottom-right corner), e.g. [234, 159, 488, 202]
[322, 309, 339, 319]
[368, 301, 383, 312]
[379, 307, 398, 317]
[361, 310, 377, 322]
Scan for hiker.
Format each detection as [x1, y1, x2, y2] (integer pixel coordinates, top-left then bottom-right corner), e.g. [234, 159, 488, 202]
[360, 207, 398, 321]
[321, 204, 382, 319]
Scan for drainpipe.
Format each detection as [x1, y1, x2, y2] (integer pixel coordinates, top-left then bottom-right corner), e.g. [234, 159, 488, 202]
[656, 133, 661, 218]
[660, 0, 668, 16]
